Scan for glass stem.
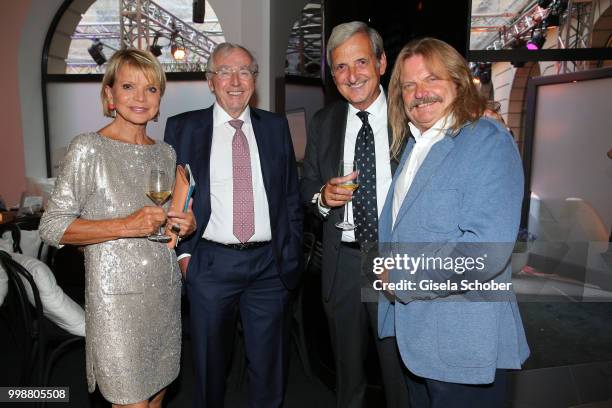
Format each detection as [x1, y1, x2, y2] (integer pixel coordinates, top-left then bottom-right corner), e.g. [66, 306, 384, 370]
[158, 204, 164, 236]
[344, 203, 349, 224]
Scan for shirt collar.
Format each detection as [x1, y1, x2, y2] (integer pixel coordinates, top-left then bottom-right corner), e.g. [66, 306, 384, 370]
[408, 113, 454, 143]
[347, 85, 386, 119]
[213, 102, 251, 127]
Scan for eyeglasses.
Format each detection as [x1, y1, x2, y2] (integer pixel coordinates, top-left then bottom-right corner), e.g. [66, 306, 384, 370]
[207, 66, 258, 80]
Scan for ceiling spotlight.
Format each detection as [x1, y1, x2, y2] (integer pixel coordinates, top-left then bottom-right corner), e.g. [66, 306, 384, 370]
[478, 63, 492, 84]
[149, 34, 162, 57]
[470, 62, 491, 85]
[88, 39, 106, 66]
[527, 31, 546, 50]
[511, 37, 526, 50]
[150, 44, 162, 57]
[542, 13, 560, 28]
[171, 42, 186, 60]
[537, 0, 553, 9]
[170, 32, 186, 60]
[193, 0, 205, 24]
[542, 0, 567, 28]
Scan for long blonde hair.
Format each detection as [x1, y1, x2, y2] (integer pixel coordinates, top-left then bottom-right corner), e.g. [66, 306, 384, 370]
[388, 38, 486, 158]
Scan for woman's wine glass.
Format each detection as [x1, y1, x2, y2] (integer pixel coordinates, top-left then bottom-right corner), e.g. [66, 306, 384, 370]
[146, 169, 172, 243]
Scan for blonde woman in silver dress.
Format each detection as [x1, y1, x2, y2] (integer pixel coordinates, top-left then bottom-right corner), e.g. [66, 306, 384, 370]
[40, 49, 195, 408]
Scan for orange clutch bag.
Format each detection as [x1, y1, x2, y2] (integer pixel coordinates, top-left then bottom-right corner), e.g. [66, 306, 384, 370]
[166, 164, 195, 248]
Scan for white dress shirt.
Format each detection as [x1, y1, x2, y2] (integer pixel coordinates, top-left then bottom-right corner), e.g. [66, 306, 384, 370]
[391, 115, 452, 226]
[202, 103, 272, 244]
[318, 87, 392, 242]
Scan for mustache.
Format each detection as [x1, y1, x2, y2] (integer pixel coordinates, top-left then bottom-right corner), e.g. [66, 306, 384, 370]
[408, 95, 443, 110]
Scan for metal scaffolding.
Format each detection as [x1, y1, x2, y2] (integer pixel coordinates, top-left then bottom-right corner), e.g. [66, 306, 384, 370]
[67, 0, 223, 73]
[559, 0, 595, 73]
[477, 0, 598, 73]
[286, 1, 323, 78]
[119, 0, 219, 60]
[483, 5, 550, 50]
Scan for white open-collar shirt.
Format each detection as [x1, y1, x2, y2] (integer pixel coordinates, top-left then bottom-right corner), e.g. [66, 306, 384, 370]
[391, 114, 452, 226]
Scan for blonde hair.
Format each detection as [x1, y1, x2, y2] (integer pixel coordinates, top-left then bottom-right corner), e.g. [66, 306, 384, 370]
[100, 48, 166, 117]
[387, 38, 487, 158]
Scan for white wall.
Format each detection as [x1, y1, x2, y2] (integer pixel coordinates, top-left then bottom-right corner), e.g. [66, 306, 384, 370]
[47, 80, 214, 175]
[18, 0, 65, 178]
[530, 75, 612, 231]
[207, 0, 271, 108]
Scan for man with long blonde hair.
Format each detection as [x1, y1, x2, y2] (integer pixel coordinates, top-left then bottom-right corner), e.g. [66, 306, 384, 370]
[378, 38, 530, 407]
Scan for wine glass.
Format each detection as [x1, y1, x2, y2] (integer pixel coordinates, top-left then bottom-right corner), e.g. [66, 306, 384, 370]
[335, 160, 359, 231]
[146, 169, 172, 243]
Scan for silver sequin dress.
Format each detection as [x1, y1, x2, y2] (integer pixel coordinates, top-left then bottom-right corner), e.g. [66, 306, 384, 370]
[39, 133, 182, 404]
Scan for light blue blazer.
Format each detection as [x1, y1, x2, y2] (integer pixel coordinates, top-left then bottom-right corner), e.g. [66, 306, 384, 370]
[378, 117, 530, 385]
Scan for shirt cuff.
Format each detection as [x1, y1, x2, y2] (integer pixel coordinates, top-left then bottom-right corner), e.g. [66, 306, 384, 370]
[177, 253, 191, 261]
[315, 185, 331, 217]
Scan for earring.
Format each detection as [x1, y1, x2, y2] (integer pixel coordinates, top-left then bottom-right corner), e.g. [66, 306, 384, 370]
[108, 103, 116, 118]
[153, 111, 160, 122]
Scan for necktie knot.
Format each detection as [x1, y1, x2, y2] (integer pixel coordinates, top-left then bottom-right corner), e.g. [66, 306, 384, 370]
[356, 111, 369, 124]
[229, 119, 244, 130]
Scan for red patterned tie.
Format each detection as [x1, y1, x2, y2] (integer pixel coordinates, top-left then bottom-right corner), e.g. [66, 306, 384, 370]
[229, 119, 255, 243]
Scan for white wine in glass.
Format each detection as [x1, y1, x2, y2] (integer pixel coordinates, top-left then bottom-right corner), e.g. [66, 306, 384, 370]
[146, 191, 172, 206]
[335, 160, 359, 231]
[147, 169, 172, 243]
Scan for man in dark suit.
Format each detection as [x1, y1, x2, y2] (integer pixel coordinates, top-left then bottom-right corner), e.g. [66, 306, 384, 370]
[300, 22, 408, 408]
[164, 43, 302, 408]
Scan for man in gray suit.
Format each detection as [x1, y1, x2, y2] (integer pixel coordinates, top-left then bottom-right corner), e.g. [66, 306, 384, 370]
[378, 37, 530, 408]
[301, 21, 408, 408]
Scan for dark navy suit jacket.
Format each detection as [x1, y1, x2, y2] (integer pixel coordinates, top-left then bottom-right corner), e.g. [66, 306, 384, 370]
[164, 105, 303, 290]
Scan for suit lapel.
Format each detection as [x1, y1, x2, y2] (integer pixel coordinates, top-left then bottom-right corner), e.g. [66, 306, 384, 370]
[326, 102, 348, 179]
[326, 103, 348, 223]
[250, 108, 273, 200]
[380, 136, 413, 239]
[195, 107, 213, 227]
[392, 134, 455, 232]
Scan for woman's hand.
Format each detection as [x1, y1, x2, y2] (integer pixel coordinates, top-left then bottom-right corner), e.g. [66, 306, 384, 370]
[167, 199, 196, 238]
[122, 206, 167, 237]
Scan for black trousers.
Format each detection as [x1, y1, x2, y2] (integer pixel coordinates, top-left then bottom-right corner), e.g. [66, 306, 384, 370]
[324, 244, 409, 408]
[405, 368, 507, 408]
[187, 241, 292, 408]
